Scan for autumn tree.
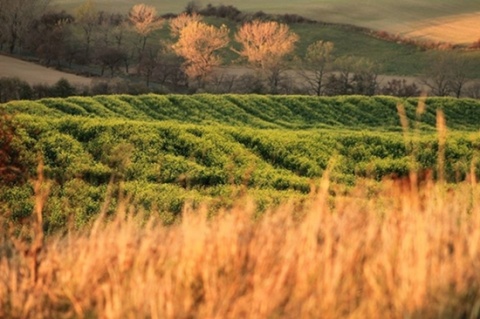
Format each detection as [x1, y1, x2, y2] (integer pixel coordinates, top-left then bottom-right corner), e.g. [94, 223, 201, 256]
[235, 20, 298, 93]
[169, 12, 202, 37]
[128, 4, 164, 54]
[299, 40, 334, 96]
[172, 21, 230, 87]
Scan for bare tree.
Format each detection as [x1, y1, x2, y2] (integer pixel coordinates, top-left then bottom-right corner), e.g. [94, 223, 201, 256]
[0, 0, 50, 53]
[205, 73, 239, 93]
[172, 21, 230, 87]
[465, 81, 480, 99]
[421, 53, 470, 98]
[128, 4, 164, 54]
[111, 15, 128, 48]
[27, 10, 73, 66]
[326, 56, 357, 95]
[421, 55, 452, 97]
[299, 40, 334, 96]
[184, 1, 202, 15]
[379, 79, 421, 97]
[235, 20, 298, 93]
[95, 12, 125, 48]
[351, 57, 381, 95]
[447, 55, 470, 98]
[95, 46, 127, 77]
[75, 0, 98, 62]
[325, 56, 380, 96]
[152, 44, 187, 90]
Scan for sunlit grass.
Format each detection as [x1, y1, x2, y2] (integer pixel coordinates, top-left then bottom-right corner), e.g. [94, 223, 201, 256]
[1, 169, 480, 318]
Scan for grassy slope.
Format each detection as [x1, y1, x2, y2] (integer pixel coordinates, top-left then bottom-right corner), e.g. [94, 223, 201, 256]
[99, 16, 480, 78]
[288, 23, 431, 76]
[14, 1, 480, 80]
[1, 94, 479, 231]
[52, 0, 480, 28]
[221, 18, 480, 77]
[52, 0, 480, 45]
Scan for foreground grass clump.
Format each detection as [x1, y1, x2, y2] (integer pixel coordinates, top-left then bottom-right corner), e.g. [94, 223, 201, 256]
[1, 174, 480, 318]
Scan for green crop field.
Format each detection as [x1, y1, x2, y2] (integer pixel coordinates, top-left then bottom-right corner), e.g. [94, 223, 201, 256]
[1, 94, 479, 232]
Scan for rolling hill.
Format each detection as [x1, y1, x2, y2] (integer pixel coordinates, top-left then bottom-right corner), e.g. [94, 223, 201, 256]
[1, 94, 479, 230]
[52, 0, 480, 43]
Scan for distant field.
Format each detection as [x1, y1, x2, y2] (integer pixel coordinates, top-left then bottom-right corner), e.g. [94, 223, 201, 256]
[404, 12, 480, 45]
[52, 0, 480, 43]
[0, 55, 92, 86]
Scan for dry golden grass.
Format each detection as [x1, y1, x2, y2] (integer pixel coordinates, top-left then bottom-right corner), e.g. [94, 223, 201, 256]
[403, 12, 480, 45]
[1, 169, 480, 318]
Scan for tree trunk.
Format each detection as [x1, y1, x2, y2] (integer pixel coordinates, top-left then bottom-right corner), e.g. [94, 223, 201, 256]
[9, 32, 17, 54]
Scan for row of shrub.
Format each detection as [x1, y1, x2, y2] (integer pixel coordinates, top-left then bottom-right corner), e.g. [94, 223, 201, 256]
[194, 3, 316, 24]
[3, 94, 480, 131]
[0, 77, 164, 104]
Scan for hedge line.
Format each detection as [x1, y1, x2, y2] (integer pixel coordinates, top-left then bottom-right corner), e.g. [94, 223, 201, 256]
[2, 94, 480, 130]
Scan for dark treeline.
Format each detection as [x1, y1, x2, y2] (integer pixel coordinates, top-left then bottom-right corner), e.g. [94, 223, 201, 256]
[0, 77, 156, 103]
[0, 74, 427, 104]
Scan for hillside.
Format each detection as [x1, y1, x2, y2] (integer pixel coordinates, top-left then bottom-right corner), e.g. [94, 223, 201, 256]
[1, 94, 479, 231]
[52, 0, 480, 43]
[4, 2, 480, 92]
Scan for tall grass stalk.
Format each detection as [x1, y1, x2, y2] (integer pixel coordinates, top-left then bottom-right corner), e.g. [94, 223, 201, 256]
[1, 175, 480, 318]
